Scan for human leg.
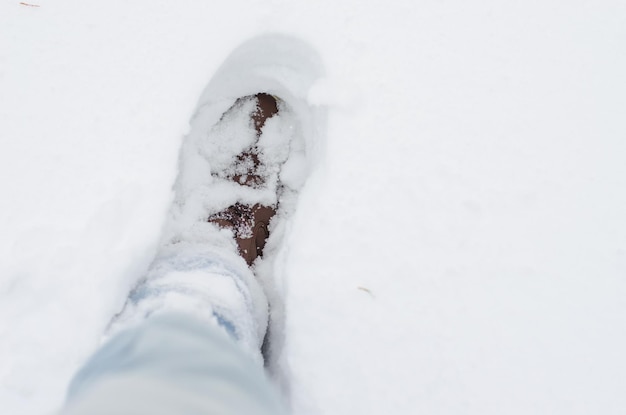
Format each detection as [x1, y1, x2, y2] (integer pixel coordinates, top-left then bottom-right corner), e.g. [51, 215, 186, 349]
[59, 94, 290, 414]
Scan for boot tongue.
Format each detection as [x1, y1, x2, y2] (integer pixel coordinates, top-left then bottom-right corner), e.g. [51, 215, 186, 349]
[231, 93, 279, 187]
[252, 93, 279, 134]
[208, 94, 280, 266]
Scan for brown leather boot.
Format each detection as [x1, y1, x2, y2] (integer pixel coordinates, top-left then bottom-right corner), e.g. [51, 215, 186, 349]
[208, 93, 279, 266]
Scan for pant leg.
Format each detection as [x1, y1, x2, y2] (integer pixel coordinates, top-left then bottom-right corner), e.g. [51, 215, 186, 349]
[60, 314, 287, 415]
[107, 242, 269, 356]
[60, 242, 285, 415]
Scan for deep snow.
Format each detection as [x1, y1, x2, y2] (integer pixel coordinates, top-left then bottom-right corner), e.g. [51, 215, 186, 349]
[1, 0, 626, 414]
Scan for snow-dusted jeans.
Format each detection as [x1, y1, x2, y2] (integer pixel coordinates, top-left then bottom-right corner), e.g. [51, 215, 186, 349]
[59, 245, 286, 415]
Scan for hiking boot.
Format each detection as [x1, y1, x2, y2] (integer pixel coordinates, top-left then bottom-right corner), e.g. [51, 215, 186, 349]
[208, 93, 279, 265]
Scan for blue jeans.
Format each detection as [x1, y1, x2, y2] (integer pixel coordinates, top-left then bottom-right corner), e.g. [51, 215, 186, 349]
[60, 244, 287, 415]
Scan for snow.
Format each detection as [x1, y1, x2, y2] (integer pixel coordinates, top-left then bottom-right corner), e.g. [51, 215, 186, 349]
[1, 0, 626, 414]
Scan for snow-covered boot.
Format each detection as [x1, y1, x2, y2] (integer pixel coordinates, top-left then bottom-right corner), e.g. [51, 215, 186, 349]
[106, 35, 325, 361]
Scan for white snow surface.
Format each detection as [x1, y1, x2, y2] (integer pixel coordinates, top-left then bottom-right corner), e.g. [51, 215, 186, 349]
[1, 0, 626, 414]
